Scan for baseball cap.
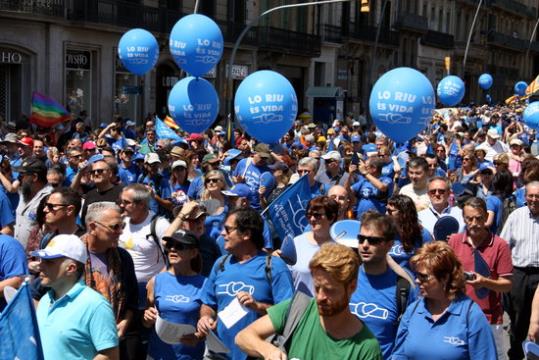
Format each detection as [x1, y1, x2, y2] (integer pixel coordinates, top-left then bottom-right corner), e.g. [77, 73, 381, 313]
[88, 154, 105, 164]
[18, 136, 34, 147]
[122, 146, 135, 154]
[145, 153, 161, 164]
[133, 153, 145, 162]
[183, 204, 207, 220]
[82, 141, 96, 150]
[268, 162, 289, 171]
[479, 163, 494, 173]
[510, 138, 524, 146]
[172, 160, 187, 169]
[222, 184, 252, 198]
[352, 121, 360, 127]
[14, 158, 47, 174]
[186, 133, 204, 142]
[1, 133, 18, 144]
[254, 143, 271, 158]
[31, 234, 88, 264]
[214, 125, 224, 132]
[307, 123, 317, 129]
[202, 153, 220, 164]
[321, 151, 341, 162]
[125, 120, 136, 127]
[487, 128, 500, 139]
[162, 230, 199, 248]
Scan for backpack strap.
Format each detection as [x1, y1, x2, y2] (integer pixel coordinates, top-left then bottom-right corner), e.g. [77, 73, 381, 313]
[146, 214, 167, 264]
[265, 254, 273, 285]
[218, 254, 232, 273]
[278, 291, 311, 349]
[396, 275, 411, 323]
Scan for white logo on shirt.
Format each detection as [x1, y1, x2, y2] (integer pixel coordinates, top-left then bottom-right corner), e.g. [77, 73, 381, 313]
[443, 336, 466, 346]
[165, 295, 190, 303]
[217, 281, 255, 297]
[390, 244, 405, 256]
[349, 302, 389, 320]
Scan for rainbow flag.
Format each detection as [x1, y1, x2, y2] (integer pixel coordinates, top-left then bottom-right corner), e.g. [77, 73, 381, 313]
[164, 115, 180, 131]
[526, 75, 539, 95]
[30, 92, 71, 128]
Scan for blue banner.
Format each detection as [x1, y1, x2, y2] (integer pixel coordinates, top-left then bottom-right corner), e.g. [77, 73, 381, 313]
[266, 175, 310, 241]
[0, 283, 44, 360]
[155, 116, 185, 143]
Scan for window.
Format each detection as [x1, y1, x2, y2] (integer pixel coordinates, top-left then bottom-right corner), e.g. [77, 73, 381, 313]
[65, 49, 92, 118]
[114, 56, 140, 120]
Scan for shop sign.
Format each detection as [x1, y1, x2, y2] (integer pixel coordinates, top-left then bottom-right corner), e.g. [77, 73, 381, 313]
[66, 50, 91, 70]
[0, 50, 22, 64]
[226, 64, 249, 79]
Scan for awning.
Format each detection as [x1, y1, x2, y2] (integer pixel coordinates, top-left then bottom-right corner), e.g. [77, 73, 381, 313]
[306, 86, 341, 98]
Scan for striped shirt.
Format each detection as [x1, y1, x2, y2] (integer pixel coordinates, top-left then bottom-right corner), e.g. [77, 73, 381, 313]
[500, 206, 539, 268]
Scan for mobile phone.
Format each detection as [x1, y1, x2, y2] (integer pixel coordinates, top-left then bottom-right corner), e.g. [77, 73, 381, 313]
[464, 271, 476, 281]
[351, 152, 360, 165]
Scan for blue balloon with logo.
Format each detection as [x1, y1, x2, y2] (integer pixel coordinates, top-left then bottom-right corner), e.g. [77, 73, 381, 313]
[437, 75, 465, 106]
[523, 101, 539, 131]
[368, 67, 435, 143]
[169, 14, 224, 77]
[168, 77, 219, 134]
[234, 70, 298, 143]
[478, 73, 493, 90]
[118, 28, 159, 76]
[514, 81, 528, 96]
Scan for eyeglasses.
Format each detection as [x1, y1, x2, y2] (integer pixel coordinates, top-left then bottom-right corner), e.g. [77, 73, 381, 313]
[44, 203, 69, 211]
[436, 149, 445, 153]
[70, 154, 83, 159]
[120, 199, 134, 205]
[91, 168, 107, 175]
[464, 215, 484, 223]
[298, 169, 312, 175]
[462, 158, 471, 161]
[416, 272, 432, 283]
[526, 194, 539, 200]
[205, 178, 221, 184]
[223, 225, 238, 235]
[307, 211, 326, 220]
[428, 188, 447, 195]
[95, 221, 125, 232]
[357, 234, 386, 245]
[386, 207, 398, 215]
[164, 240, 192, 251]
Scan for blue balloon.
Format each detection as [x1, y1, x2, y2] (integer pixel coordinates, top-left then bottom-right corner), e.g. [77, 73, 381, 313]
[515, 81, 528, 96]
[368, 67, 435, 143]
[234, 70, 298, 143]
[478, 73, 493, 90]
[169, 14, 224, 77]
[437, 75, 465, 106]
[523, 101, 539, 131]
[118, 29, 159, 76]
[168, 77, 219, 134]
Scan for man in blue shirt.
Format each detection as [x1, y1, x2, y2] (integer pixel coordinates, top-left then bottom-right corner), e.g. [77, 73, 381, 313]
[32, 234, 118, 360]
[232, 143, 272, 209]
[0, 234, 27, 311]
[118, 147, 139, 185]
[138, 153, 172, 217]
[197, 208, 293, 360]
[349, 211, 416, 359]
[351, 157, 393, 218]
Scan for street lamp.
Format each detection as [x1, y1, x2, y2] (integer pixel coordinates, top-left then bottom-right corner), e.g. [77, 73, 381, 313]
[462, 0, 483, 74]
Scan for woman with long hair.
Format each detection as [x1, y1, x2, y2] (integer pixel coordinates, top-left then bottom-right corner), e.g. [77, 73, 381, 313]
[386, 194, 432, 272]
[454, 149, 478, 185]
[392, 242, 497, 359]
[169, 159, 191, 208]
[143, 230, 206, 360]
[485, 169, 514, 234]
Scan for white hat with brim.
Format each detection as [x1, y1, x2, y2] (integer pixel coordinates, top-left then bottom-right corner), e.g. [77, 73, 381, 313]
[31, 234, 87, 264]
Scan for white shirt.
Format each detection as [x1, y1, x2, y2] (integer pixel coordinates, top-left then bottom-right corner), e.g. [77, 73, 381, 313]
[500, 206, 539, 268]
[14, 184, 53, 248]
[418, 205, 465, 238]
[476, 140, 509, 162]
[398, 184, 430, 212]
[119, 211, 170, 283]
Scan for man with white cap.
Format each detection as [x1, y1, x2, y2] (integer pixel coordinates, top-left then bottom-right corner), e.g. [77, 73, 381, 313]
[138, 153, 172, 217]
[476, 128, 509, 162]
[33, 234, 119, 360]
[317, 150, 349, 191]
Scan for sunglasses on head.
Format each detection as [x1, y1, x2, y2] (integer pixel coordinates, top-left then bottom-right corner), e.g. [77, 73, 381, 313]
[357, 234, 385, 245]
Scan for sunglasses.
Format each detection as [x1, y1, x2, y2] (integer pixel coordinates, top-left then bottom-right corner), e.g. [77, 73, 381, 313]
[164, 240, 193, 251]
[307, 211, 326, 220]
[95, 221, 125, 232]
[416, 272, 432, 283]
[223, 225, 238, 235]
[428, 189, 447, 195]
[205, 178, 221, 184]
[91, 168, 107, 175]
[44, 202, 69, 211]
[357, 234, 386, 245]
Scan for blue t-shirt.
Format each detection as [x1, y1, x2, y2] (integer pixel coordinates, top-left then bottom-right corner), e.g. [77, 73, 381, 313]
[139, 174, 172, 216]
[388, 228, 433, 273]
[0, 184, 17, 217]
[352, 175, 393, 218]
[106, 135, 127, 154]
[362, 143, 378, 154]
[232, 158, 270, 210]
[392, 295, 497, 360]
[0, 234, 27, 310]
[513, 186, 526, 208]
[148, 272, 206, 360]
[486, 195, 503, 234]
[0, 191, 15, 230]
[205, 207, 228, 243]
[64, 166, 78, 187]
[187, 176, 204, 200]
[201, 253, 293, 360]
[349, 266, 417, 359]
[381, 162, 395, 179]
[118, 163, 140, 185]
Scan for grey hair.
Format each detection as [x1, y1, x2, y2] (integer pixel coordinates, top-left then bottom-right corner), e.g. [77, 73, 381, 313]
[527, 181, 539, 193]
[298, 157, 319, 172]
[123, 183, 151, 208]
[85, 201, 121, 225]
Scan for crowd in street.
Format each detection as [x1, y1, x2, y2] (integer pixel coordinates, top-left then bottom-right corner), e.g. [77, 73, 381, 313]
[1, 102, 539, 360]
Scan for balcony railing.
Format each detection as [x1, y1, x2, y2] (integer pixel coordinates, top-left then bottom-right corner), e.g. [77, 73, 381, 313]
[395, 12, 429, 34]
[489, 0, 536, 18]
[321, 24, 343, 43]
[346, 25, 399, 46]
[218, 20, 258, 46]
[258, 27, 321, 57]
[0, 0, 65, 17]
[421, 30, 455, 49]
[487, 31, 527, 52]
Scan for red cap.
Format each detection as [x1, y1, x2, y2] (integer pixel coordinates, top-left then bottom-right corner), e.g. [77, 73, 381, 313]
[82, 141, 96, 150]
[18, 136, 34, 147]
[186, 133, 204, 141]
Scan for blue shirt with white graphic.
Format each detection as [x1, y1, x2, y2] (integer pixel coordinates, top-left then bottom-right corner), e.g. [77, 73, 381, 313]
[118, 163, 140, 185]
[388, 228, 433, 273]
[351, 175, 393, 218]
[232, 158, 270, 210]
[349, 266, 417, 359]
[201, 253, 293, 360]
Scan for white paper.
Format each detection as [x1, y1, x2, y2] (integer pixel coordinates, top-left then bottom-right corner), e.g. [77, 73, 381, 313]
[155, 314, 196, 345]
[206, 330, 230, 354]
[3, 286, 17, 304]
[217, 297, 249, 329]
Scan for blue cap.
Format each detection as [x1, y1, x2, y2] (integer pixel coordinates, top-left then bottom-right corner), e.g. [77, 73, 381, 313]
[223, 149, 243, 166]
[221, 184, 251, 198]
[87, 154, 105, 164]
[351, 135, 361, 143]
[99, 122, 108, 129]
[133, 153, 145, 162]
[479, 162, 494, 173]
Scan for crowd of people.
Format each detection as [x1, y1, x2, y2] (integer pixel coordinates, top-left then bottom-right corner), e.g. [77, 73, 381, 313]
[0, 102, 539, 360]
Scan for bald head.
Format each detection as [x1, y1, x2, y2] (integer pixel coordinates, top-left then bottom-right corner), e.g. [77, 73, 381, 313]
[328, 185, 350, 219]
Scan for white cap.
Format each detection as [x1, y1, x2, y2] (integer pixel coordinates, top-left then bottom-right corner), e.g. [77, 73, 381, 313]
[487, 128, 500, 139]
[352, 121, 360, 127]
[321, 151, 342, 161]
[145, 152, 161, 164]
[214, 125, 223, 132]
[31, 234, 87, 264]
[172, 159, 187, 169]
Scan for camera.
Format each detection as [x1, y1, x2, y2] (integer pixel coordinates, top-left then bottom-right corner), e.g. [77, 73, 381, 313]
[464, 271, 476, 281]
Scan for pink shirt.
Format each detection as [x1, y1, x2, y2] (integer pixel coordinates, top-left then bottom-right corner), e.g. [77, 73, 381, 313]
[448, 232, 513, 324]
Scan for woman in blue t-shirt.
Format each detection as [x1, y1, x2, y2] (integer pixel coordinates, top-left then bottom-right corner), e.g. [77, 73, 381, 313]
[485, 169, 513, 234]
[143, 230, 206, 360]
[386, 195, 432, 273]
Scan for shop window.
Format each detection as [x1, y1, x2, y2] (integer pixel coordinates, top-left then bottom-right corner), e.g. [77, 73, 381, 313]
[65, 49, 92, 118]
[114, 56, 140, 121]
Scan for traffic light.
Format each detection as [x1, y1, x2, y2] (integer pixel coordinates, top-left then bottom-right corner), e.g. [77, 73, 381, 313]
[360, 0, 369, 12]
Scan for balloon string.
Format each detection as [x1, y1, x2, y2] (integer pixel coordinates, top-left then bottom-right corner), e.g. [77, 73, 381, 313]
[194, 0, 200, 14]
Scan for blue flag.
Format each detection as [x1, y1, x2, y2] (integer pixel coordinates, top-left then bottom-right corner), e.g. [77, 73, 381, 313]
[0, 283, 44, 360]
[155, 116, 185, 143]
[265, 175, 310, 241]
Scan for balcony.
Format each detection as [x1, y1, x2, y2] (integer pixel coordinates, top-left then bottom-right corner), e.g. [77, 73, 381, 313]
[489, 0, 536, 18]
[321, 24, 343, 44]
[218, 21, 258, 47]
[456, 0, 480, 6]
[258, 27, 321, 57]
[0, 0, 65, 17]
[529, 41, 539, 54]
[421, 30, 455, 49]
[347, 25, 399, 47]
[487, 31, 527, 52]
[394, 12, 428, 34]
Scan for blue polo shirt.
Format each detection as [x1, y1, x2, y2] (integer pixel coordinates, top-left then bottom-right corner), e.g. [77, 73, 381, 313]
[0, 234, 27, 311]
[392, 295, 497, 359]
[36, 281, 118, 360]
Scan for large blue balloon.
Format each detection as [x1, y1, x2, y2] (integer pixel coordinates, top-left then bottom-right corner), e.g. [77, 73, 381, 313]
[168, 77, 219, 134]
[169, 14, 224, 77]
[478, 73, 493, 90]
[523, 101, 539, 131]
[234, 70, 298, 143]
[437, 75, 465, 106]
[514, 81, 528, 96]
[118, 29, 159, 76]
[368, 67, 435, 143]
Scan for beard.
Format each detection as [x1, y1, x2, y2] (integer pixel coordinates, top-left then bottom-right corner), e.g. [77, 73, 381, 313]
[22, 181, 33, 202]
[316, 292, 350, 317]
